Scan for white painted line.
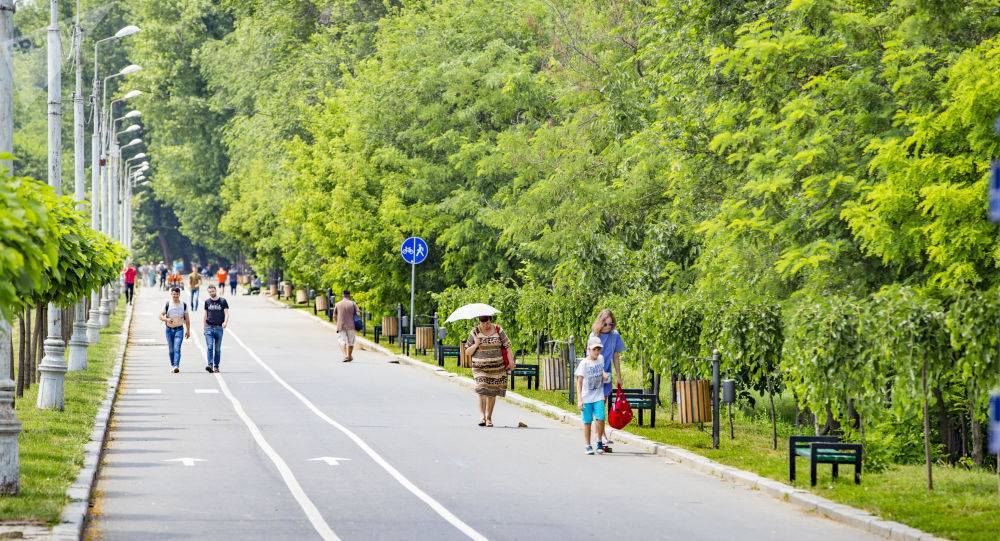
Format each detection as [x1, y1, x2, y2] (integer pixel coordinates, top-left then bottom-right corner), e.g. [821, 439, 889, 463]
[135, 388, 161, 394]
[228, 328, 486, 541]
[191, 338, 339, 541]
[309, 456, 351, 466]
[194, 389, 219, 394]
[163, 458, 205, 467]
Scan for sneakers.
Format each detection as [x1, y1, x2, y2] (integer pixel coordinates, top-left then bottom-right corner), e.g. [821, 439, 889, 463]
[585, 445, 595, 455]
[173, 367, 179, 373]
[213, 367, 220, 373]
[595, 441, 605, 455]
[205, 365, 213, 373]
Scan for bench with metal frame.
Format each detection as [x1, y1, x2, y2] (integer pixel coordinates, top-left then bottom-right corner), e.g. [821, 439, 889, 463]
[788, 435, 863, 486]
[509, 362, 539, 390]
[400, 334, 416, 356]
[610, 388, 657, 427]
[438, 344, 461, 367]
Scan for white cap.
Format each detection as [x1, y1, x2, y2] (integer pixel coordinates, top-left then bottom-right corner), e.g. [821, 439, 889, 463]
[587, 336, 603, 350]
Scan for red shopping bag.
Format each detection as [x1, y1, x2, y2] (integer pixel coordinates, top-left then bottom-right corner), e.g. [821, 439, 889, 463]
[608, 384, 633, 429]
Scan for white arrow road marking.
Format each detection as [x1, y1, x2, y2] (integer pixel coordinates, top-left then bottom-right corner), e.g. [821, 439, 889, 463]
[309, 457, 351, 466]
[191, 336, 340, 541]
[194, 389, 219, 394]
[163, 458, 205, 467]
[135, 388, 161, 394]
[228, 328, 486, 541]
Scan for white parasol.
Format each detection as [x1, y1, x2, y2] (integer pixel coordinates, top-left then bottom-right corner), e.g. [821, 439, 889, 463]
[444, 303, 501, 324]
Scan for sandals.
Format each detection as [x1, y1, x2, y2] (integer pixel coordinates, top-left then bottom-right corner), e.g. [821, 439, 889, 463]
[485, 420, 494, 428]
[478, 420, 487, 427]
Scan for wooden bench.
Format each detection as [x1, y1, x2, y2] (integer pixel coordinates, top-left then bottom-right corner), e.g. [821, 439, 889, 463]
[789, 435, 863, 486]
[509, 363, 539, 390]
[610, 388, 657, 427]
[438, 345, 461, 367]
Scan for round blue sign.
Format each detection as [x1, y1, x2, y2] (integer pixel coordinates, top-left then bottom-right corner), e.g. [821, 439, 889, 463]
[401, 237, 428, 265]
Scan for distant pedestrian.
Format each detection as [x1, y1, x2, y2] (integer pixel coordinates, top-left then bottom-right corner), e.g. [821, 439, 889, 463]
[465, 315, 512, 427]
[589, 309, 625, 453]
[123, 262, 137, 304]
[333, 290, 359, 362]
[188, 267, 203, 310]
[576, 336, 610, 455]
[203, 285, 229, 373]
[159, 287, 190, 373]
[216, 267, 228, 296]
[228, 270, 238, 295]
[158, 261, 168, 290]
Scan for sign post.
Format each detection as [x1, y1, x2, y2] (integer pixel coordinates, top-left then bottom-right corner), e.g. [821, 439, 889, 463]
[400, 237, 428, 335]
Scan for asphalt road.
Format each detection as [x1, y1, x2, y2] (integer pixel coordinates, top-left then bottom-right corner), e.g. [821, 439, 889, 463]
[85, 286, 878, 541]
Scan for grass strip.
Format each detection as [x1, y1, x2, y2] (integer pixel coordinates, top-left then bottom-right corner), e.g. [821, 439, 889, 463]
[1, 302, 125, 525]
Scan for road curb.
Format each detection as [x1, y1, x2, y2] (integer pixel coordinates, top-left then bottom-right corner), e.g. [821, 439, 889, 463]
[262, 294, 947, 541]
[49, 299, 134, 541]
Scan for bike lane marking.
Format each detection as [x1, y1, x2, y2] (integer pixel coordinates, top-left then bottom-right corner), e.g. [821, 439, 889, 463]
[226, 327, 488, 541]
[192, 337, 340, 541]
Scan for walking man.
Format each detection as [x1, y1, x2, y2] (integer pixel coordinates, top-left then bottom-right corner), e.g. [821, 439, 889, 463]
[123, 262, 137, 304]
[159, 286, 190, 373]
[334, 290, 359, 362]
[216, 267, 228, 297]
[203, 284, 229, 373]
[188, 267, 203, 310]
[158, 261, 168, 290]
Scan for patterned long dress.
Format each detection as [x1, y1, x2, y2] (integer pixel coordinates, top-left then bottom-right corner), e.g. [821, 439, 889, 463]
[469, 326, 510, 397]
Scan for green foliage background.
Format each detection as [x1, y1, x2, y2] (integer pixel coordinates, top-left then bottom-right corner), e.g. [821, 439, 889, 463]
[97, 0, 1000, 469]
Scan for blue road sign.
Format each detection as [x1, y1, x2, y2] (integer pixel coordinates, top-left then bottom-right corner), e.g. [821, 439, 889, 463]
[989, 392, 1000, 455]
[989, 161, 1000, 223]
[401, 237, 428, 265]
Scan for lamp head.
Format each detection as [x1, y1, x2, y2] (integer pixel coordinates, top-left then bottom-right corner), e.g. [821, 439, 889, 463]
[132, 152, 147, 160]
[124, 138, 143, 148]
[118, 64, 143, 76]
[124, 110, 142, 119]
[114, 25, 141, 39]
[122, 90, 143, 100]
[122, 124, 141, 134]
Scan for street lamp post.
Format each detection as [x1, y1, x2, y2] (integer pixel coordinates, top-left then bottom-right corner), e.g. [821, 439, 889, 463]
[67, 0, 89, 370]
[86, 31, 140, 342]
[96, 66, 141, 324]
[0, 0, 23, 494]
[37, 0, 65, 410]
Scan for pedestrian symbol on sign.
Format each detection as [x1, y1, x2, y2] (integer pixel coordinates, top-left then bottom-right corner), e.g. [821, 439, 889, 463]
[400, 237, 428, 265]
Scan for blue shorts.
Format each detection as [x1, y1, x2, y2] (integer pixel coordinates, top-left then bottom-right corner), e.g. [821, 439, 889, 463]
[581, 400, 607, 424]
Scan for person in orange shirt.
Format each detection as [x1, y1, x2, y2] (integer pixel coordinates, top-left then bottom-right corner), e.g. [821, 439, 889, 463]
[216, 267, 228, 296]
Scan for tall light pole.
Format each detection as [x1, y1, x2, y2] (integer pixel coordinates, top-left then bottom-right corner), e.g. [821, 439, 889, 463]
[0, 0, 23, 494]
[37, 0, 65, 410]
[67, 0, 88, 371]
[96, 65, 141, 325]
[86, 29, 140, 343]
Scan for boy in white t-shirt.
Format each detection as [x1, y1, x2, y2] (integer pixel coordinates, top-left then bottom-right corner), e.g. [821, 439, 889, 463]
[576, 335, 611, 455]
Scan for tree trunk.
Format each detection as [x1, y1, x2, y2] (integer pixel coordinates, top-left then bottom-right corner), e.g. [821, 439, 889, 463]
[156, 231, 173, 263]
[767, 373, 777, 450]
[922, 358, 933, 490]
[15, 313, 23, 399]
[31, 306, 44, 385]
[971, 395, 984, 467]
[769, 391, 777, 450]
[669, 372, 676, 421]
[934, 387, 960, 463]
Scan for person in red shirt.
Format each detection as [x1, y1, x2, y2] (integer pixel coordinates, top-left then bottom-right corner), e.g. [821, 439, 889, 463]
[123, 263, 137, 304]
[215, 267, 228, 296]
